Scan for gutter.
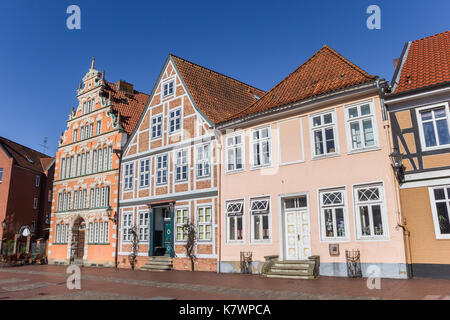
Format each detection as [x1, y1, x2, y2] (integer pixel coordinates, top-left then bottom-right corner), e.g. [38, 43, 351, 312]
[114, 148, 123, 268]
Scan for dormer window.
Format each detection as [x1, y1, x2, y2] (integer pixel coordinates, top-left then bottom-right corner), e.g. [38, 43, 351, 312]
[163, 81, 174, 98]
[26, 155, 34, 164]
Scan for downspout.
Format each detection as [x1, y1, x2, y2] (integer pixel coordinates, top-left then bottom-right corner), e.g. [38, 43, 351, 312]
[214, 128, 222, 274]
[114, 148, 122, 268]
[379, 82, 412, 278]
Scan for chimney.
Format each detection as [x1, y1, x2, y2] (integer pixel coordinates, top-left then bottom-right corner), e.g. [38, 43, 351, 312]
[393, 58, 400, 70]
[116, 80, 134, 94]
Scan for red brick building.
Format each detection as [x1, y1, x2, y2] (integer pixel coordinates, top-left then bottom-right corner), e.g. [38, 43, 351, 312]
[0, 137, 54, 256]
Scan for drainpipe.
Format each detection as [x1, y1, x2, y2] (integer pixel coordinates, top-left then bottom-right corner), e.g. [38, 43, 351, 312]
[379, 84, 413, 279]
[214, 128, 222, 274]
[113, 148, 123, 269]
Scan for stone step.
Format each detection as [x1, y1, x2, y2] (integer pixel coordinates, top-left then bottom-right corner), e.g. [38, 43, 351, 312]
[273, 263, 312, 269]
[149, 256, 173, 261]
[266, 274, 316, 280]
[144, 261, 173, 266]
[141, 264, 172, 270]
[270, 268, 313, 275]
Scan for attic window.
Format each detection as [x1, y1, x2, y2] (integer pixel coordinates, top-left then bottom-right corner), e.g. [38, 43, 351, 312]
[340, 74, 346, 79]
[26, 156, 34, 164]
[163, 81, 174, 98]
[253, 94, 260, 100]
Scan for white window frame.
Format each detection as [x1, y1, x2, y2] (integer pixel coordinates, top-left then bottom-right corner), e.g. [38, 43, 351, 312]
[226, 199, 244, 243]
[309, 109, 339, 159]
[318, 187, 350, 242]
[0, 168, 3, 182]
[151, 114, 163, 139]
[96, 120, 102, 135]
[162, 79, 175, 98]
[226, 133, 244, 173]
[175, 149, 189, 182]
[344, 100, 379, 153]
[139, 158, 150, 188]
[353, 183, 389, 241]
[123, 163, 134, 190]
[196, 143, 211, 179]
[175, 207, 189, 242]
[156, 154, 168, 185]
[196, 206, 212, 242]
[416, 102, 450, 151]
[428, 185, 450, 239]
[250, 197, 271, 243]
[35, 176, 40, 187]
[33, 197, 38, 209]
[122, 212, 133, 243]
[250, 126, 272, 169]
[138, 211, 149, 242]
[168, 108, 182, 134]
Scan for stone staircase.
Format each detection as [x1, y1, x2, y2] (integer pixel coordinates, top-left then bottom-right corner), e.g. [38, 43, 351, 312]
[263, 256, 320, 280]
[140, 256, 173, 272]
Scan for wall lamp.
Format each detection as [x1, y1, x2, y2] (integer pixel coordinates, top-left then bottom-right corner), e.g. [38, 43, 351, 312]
[389, 147, 405, 183]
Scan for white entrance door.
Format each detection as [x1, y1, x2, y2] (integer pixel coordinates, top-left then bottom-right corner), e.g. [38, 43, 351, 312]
[284, 209, 311, 260]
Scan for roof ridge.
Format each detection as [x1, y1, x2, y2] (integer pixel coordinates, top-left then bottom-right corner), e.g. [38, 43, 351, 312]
[169, 54, 265, 94]
[0, 136, 51, 159]
[411, 30, 450, 43]
[104, 80, 150, 97]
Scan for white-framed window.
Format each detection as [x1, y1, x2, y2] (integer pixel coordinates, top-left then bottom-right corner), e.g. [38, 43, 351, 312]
[35, 176, 40, 187]
[226, 134, 244, 172]
[98, 148, 103, 172]
[33, 197, 38, 209]
[250, 197, 270, 242]
[251, 127, 271, 168]
[175, 208, 189, 242]
[169, 108, 181, 133]
[139, 159, 150, 188]
[196, 143, 210, 178]
[138, 212, 149, 242]
[122, 212, 133, 242]
[163, 80, 174, 98]
[156, 154, 168, 185]
[416, 102, 450, 151]
[354, 183, 388, 240]
[226, 200, 244, 242]
[319, 188, 348, 241]
[0, 168, 3, 182]
[175, 149, 188, 182]
[151, 115, 162, 139]
[96, 120, 102, 135]
[55, 223, 69, 244]
[429, 185, 450, 239]
[345, 101, 378, 151]
[73, 128, 78, 142]
[197, 206, 212, 241]
[310, 110, 338, 157]
[124, 163, 134, 190]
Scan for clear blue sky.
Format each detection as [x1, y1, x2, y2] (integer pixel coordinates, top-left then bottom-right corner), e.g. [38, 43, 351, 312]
[0, 0, 448, 156]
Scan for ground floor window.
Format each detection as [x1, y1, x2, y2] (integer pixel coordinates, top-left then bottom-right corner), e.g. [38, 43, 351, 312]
[122, 212, 133, 242]
[175, 208, 189, 241]
[250, 197, 270, 242]
[226, 200, 244, 242]
[353, 183, 387, 239]
[55, 223, 69, 244]
[319, 188, 348, 241]
[138, 212, 149, 242]
[429, 185, 450, 238]
[197, 206, 212, 241]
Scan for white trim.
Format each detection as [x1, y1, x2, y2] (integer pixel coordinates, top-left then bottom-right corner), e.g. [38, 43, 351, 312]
[386, 86, 450, 104]
[317, 186, 350, 242]
[415, 102, 450, 152]
[309, 108, 340, 160]
[250, 126, 272, 169]
[225, 198, 245, 244]
[249, 195, 272, 244]
[277, 117, 305, 166]
[428, 185, 450, 239]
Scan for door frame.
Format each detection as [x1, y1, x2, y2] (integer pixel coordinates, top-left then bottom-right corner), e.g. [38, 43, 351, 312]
[148, 200, 175, 257]
[279, 192, 310, 261]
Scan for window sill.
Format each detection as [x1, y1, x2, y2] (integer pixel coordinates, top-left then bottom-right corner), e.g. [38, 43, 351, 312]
[225, 168, 245, 175]
[421, 145, 450, 152]
[347, 146, 381, 155]
[311, 153, 340, 161]
[196, 175, 211, 180]
[250, 164, 272, 171]
[320, 238, 350, 243]
[356, 236, 389, 241]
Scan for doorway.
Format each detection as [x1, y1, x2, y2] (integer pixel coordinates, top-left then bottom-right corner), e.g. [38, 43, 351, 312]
[151, 206, 173, 257]
[282, 195, 311, 260]
[71, 217, 85, 260]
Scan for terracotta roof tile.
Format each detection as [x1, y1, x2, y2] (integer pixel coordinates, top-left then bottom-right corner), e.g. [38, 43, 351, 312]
[0, 136, 54, 173]
[393, 30, 450, 94]
[103, 81, 150, 136]
[222, 46, 378, 123]
[170, 55, 265, 124]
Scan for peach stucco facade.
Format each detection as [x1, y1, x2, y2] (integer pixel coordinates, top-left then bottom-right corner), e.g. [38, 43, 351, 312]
[219, 92, 408, 278]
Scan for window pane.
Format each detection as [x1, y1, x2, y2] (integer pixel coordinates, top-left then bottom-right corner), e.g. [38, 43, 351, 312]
[436, 119, 450, 145]
[262, 215, 269, 239]
[335, 208, 345, 237]
[421, 111, 432, 121]
[433, 108, 446, 119]
[323, 113, 332, 124]
[363, 119, 375, 146]
[262, 141, 270, 164]
[348, 107, 358, 118]
[434, 188, 446, 200]
[314, 130, 324, 155]
[436, 202, 450, 234]
[229, 217, 235, 240]
[254, 215, 260, 240]
[360, 104, 371, 116]
[325, 128, 335, 153]
[350, 122, 361, 149]
[313, 116, 321, 126]
[372, 205, 384, 235]
[236, 148, 242, 169]
[237, 217, 243, 240]
[324, 209, 334, 237]
[423, 122, 437, 147]
[359, 206, 371, 236]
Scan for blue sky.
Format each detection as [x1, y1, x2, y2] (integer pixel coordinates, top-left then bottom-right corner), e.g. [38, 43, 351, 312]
[0, 0, 448, 156]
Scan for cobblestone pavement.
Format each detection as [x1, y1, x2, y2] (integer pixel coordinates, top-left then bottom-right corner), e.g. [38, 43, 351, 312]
[0, 265, 449, 300]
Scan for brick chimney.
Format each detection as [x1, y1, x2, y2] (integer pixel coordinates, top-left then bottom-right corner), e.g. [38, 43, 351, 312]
[116, 80, 134, 94]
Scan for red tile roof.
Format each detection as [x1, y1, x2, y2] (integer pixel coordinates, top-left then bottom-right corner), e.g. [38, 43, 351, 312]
[170, 54, 265, 124]
[393, 30, 450, 95]
[103, 81, 150, 136]
[222, 45, 378, 123]
[0, 136, 54, 173]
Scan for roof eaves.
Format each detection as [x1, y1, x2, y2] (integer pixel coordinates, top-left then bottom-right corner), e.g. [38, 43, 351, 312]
[390, 41, 411, 94]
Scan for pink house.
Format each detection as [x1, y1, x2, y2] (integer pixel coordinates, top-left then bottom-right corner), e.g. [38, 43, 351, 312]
[216, 46, 408, 278]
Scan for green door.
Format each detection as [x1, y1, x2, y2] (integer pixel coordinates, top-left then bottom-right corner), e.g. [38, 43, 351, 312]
[163, 208, 174, 257]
